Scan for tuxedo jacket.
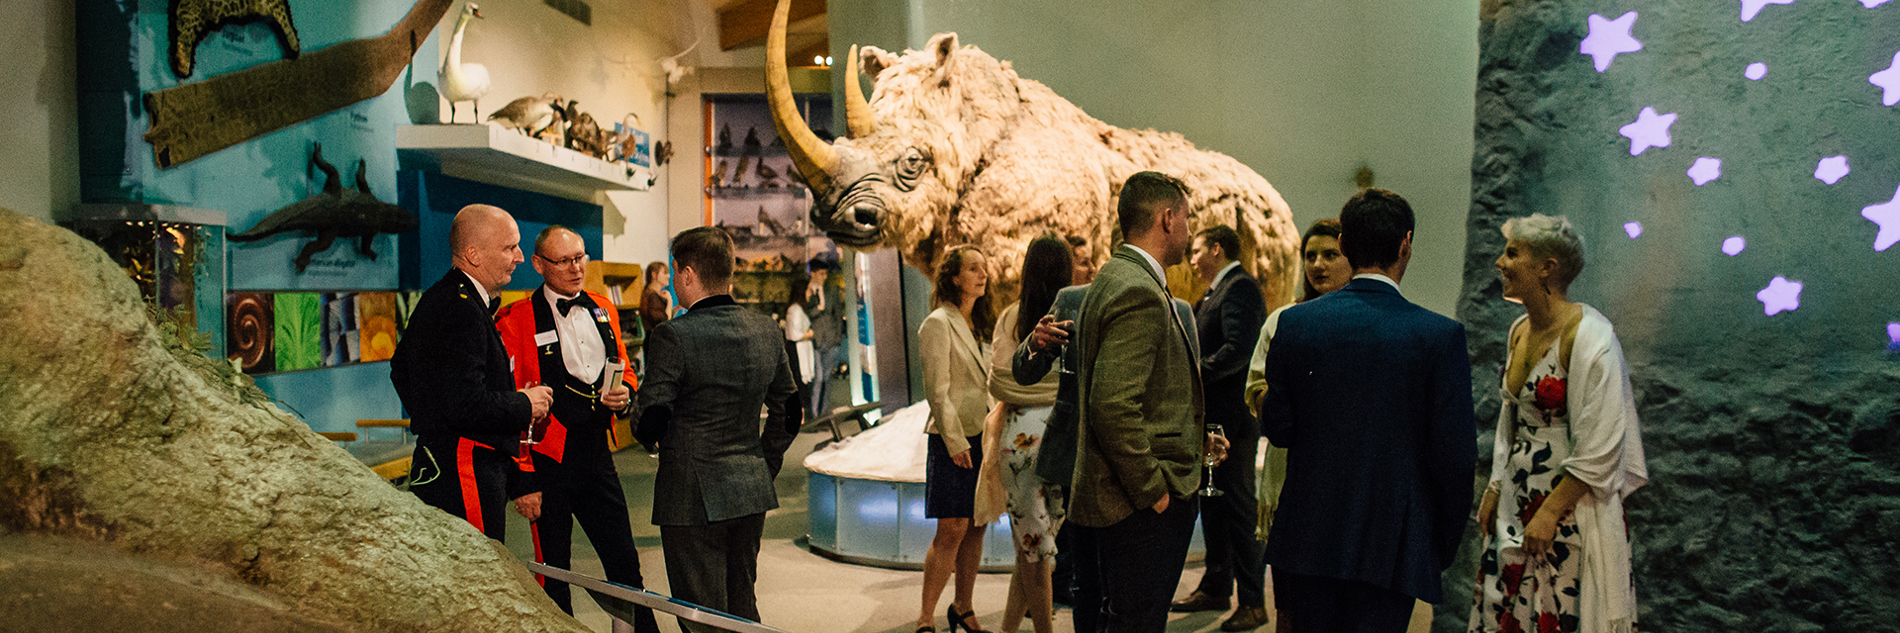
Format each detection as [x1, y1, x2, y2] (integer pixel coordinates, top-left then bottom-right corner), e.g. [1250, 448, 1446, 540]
[637, 295, 798, 526]
[1069, 246, 1206, 528]
[494, 287, 635, 493]
[1194, 266, 1268, 435]
[1258, 278, 1476, 602]
[390, 270, 531, 454]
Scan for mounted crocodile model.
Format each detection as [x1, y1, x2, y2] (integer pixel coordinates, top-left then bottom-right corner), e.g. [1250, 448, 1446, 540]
[229, 144, 419, 273]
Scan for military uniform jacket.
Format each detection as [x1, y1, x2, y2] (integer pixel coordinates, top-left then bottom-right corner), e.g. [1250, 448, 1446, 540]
[494, 287, 635, 494]
[1069, 246, 1206, 527]
[390, 270, 532, 453]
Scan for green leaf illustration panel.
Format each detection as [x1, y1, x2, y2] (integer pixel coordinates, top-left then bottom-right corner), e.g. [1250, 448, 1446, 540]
[274, 292, 321, 371]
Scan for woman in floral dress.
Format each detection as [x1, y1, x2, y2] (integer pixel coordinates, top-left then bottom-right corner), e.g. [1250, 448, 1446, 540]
[1471, 214, 1648, 633]
[981, 235, 1073, 633]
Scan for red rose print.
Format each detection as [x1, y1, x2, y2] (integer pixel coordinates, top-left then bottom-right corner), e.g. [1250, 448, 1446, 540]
[1537, 612, 1560, 633]
[1521, 492, 1548, 524]
[1501, 564, 1526, 597]
[1499, 611, 1523, 633]
[1533, 376, 1567, 412]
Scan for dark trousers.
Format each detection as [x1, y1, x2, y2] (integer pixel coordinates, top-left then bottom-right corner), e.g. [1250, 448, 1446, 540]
[529, 454, 660, 631]
[1274, 570, 1414, 633]
[660, 513, 767, 633]
[1195, 423, 1266, 607]
[1074, 495, 1199, 633]
[409, 435, 509, 541]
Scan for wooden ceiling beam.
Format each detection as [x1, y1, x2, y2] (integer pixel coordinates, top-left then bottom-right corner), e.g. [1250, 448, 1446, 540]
[718, 0, 826, 50]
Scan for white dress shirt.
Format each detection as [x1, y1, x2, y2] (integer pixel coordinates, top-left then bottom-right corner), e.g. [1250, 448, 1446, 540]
[1126, 244, 1170, 290]
[544, 289, 607, 383]
[1352, 272, 1401, 293]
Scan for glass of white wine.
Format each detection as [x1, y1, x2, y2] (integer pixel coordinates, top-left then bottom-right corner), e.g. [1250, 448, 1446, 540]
[1200, 423, 1225, 497]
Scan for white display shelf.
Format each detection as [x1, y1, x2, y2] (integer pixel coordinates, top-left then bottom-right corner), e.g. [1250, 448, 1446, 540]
[396, 124, 652, 192]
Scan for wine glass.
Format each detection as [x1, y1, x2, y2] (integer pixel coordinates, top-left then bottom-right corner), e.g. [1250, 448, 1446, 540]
[521, 381, 543, 447]
[1199, 423, 1226, 497]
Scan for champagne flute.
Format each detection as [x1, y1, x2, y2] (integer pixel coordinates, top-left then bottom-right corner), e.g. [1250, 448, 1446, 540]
[521, 381, 543, 447]
[1200, 423, 1226, 497]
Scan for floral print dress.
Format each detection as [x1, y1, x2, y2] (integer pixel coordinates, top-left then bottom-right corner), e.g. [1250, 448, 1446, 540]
[1470, 337, 1587, 633]
[1000, 405, 1066, 562]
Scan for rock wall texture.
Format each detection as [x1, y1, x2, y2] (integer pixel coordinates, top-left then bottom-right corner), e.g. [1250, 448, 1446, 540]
[0, 208, 588, 632]
[1450, 2, 1900, 632]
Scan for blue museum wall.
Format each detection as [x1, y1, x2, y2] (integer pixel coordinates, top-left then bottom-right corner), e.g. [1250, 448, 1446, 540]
[76, 0, 451, 432]
[1451, 2, 1900, 632]
[397, 170, 604, 291]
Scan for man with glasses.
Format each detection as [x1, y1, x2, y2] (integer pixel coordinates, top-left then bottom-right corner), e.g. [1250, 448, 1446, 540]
[494, 225, 660, 633]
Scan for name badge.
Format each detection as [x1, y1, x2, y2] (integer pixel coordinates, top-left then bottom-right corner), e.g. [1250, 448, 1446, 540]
[535, 330, 559, 346]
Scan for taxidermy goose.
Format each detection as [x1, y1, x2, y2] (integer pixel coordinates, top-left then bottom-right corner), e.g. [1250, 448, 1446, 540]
[440, 3, 491, 123]
[489, 92, 563, 135]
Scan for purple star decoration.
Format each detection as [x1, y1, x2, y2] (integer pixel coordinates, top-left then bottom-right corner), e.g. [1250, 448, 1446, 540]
[1757, 276, 1803, 316]
[1624, 222, 1643, 239]
[1746, 63, 1768, 80]
[1619, 107, 1677, 155]
[1688, 157, 1722, 185]
[1740, 0, 1795, 22]
[1581, 12, 1642, 72]
[1815, 156, 1851, 184]
[1862, 185, 1900, 251]
[1871, 51, 1900, 106]
[1866, 0, 1892, 8]
[1723, 236, 1747, 256]
[1889, 323, 1900, 351]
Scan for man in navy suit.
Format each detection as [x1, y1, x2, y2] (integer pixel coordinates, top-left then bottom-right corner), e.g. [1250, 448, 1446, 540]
[1259, 189, 1476, 633]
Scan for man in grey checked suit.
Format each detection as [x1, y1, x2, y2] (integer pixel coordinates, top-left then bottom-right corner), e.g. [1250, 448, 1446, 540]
[636, 226, 798, 632]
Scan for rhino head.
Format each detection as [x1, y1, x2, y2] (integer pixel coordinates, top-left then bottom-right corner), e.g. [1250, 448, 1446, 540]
[766, 0, 1011, 258]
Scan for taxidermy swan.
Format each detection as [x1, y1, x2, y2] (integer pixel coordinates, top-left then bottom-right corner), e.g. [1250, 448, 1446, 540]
[440, 3, 491, 123]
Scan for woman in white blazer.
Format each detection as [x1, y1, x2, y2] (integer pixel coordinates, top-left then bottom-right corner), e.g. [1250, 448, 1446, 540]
[915, 246, 996, 633]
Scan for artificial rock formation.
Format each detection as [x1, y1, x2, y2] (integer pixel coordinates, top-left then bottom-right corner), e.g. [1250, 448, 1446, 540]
[1454, 2, 1900, 631]
[0, 208, 587, 632]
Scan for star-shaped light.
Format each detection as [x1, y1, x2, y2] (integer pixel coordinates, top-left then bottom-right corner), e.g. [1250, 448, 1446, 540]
[1865, 0, 1892, 8]
[1581, 12, 1642, 72]
[1815, 156, 1851, 184]
[1723, 236, 1747, 255]
[1624, 222, 1643, 239]
[1619, 107, 1677, 156]
[1740, 0, 1795, 22]
[1688, 157, 1722, 185]
[1862, 184, 1900, 251]
[1746, 62, 1768, 80]
[1757, 276, 1803, 316]
[1871, 51, 1900, 106]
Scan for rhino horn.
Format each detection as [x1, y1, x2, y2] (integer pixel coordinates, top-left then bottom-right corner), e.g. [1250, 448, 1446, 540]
[766, 0, 837, 197]
[844, 44, 878, 139]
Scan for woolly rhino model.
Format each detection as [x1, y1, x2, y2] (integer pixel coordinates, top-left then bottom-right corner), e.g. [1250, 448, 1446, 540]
[764, 0, 1300, 304]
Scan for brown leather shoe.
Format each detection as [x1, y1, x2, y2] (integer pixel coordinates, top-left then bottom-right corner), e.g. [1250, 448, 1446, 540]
[1220, 606, 1271, 631]
[1170, 591, 1230, 613]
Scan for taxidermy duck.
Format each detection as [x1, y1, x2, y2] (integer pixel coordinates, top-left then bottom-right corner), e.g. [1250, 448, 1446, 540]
[563, 101, 607, 159]
[440, 3, 491, 123]
[230, 144, 420, 273]
[489, 92, 563, 135]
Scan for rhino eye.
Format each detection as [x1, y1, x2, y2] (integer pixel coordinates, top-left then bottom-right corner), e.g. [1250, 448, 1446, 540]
[894, 148, 929, 191]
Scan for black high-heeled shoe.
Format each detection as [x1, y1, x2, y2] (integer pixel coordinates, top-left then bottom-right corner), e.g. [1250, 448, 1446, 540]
[946, 605, 985, 633]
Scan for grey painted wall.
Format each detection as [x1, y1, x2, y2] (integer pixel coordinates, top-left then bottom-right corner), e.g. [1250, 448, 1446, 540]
[1455, 1, 1900, 630]
[1, 0, 78, 222]
[831, 0, 1479, 316]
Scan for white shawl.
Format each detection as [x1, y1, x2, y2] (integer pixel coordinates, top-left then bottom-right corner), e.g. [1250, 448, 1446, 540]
[1489, 305, 1648, 633]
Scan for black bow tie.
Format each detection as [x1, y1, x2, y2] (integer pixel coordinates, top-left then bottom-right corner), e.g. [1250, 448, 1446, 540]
[556, 296, 581, 317]
[487, 297, 501, 316]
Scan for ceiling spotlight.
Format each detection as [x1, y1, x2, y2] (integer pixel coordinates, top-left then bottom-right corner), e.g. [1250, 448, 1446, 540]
[825, 56, 834, 66]
[814, 55, 824, 65]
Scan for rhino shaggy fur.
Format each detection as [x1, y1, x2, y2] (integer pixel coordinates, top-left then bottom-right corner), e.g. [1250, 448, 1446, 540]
[0, 208, 587, 632]
[805, 31, 1302, 304]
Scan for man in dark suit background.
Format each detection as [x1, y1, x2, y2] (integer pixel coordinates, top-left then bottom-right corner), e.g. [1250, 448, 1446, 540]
[1175, 224, 1271, 632]
[636, 226, 798, 632]
[390, 204, 553, 541]
[1259, 189, 1477, 633]
[1069, 171, 1218, 633]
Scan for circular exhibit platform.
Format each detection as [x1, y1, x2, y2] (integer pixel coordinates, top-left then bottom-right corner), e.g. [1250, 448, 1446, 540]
[802, 402, 1201, 571]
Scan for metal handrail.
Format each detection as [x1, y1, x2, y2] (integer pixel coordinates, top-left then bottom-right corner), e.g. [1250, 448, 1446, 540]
[797, 401, 882, 442]
[525, 563, 792, 633]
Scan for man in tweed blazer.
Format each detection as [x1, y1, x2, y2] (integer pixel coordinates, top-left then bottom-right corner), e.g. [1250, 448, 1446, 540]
[1070, 172, 1215, 633]
[636, 227, 797, 632]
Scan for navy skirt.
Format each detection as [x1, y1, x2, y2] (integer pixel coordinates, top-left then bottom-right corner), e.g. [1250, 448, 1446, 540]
[924, 433, 985, 519]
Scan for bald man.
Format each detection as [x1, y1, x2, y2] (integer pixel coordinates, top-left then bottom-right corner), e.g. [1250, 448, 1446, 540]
[391, 204, 553, 541]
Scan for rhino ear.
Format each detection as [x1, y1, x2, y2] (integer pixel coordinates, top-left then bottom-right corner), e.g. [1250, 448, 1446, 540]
[860, 45, 895, 81]
[927, 32, 959, 83]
